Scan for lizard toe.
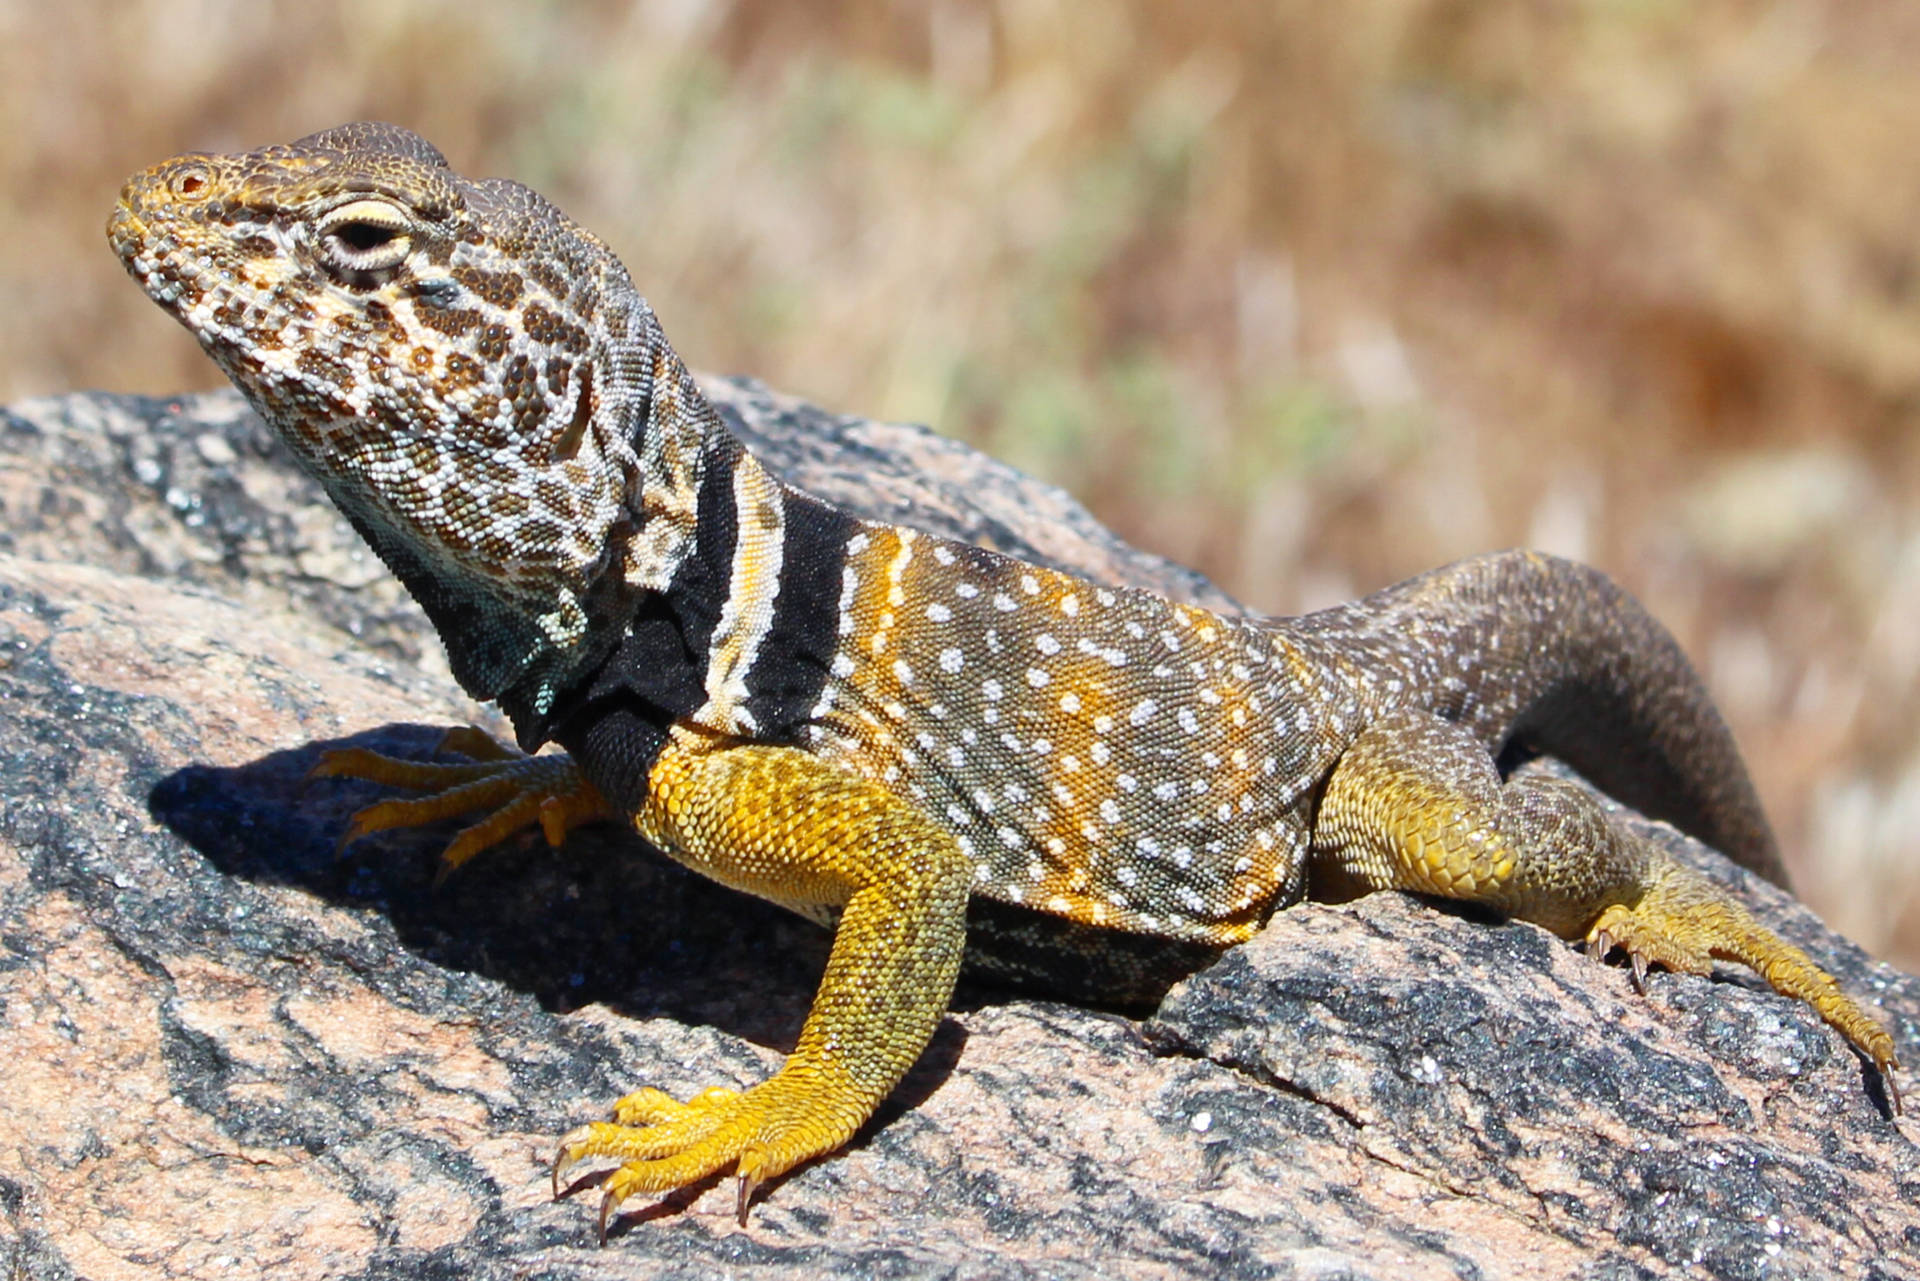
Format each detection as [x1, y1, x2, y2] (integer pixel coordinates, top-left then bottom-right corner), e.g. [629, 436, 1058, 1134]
[560, 1071, 869, 1232]
[315, 737, 609, 873]
[611, 1084, 739, 1126]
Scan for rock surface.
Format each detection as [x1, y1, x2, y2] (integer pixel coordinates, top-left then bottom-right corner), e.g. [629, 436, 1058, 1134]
[0, 387, 1915, 1281]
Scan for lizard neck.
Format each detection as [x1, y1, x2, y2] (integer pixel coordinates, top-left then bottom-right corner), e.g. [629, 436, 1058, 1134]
[319, 298, 707, 743]
[528, 381, 862, 804]
[486, 310, 719, 741]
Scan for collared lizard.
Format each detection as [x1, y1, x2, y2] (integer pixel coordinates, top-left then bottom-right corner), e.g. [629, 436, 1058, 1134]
[108, 122, 1899, 1239]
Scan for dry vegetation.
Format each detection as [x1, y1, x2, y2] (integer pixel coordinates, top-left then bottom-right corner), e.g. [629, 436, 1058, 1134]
[5, 0, 1917, 965]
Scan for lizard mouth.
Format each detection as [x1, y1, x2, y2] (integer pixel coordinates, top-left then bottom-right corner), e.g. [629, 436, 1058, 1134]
[106, 199, 158, 289]
[104, 198, 141, 258]
[107, 193, 205, 320]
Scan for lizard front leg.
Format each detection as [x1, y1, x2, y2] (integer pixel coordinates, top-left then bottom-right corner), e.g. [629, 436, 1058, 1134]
[553, 726, 973, 1236]
[313, 727, 611, 875]
[1312, 709, 1900, 1107]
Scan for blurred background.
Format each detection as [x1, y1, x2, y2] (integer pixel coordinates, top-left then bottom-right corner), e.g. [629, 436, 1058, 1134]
[5, 0, 1917, 967]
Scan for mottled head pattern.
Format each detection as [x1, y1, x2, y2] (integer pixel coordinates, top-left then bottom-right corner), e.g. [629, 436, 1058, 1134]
[109, 122, 713, 721]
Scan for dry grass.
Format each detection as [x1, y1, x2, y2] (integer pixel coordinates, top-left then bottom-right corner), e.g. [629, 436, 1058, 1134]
[8, 0, 1918, 965]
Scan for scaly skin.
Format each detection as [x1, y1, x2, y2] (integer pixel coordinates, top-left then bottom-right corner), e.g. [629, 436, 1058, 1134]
[110, 123, 1899, 1238]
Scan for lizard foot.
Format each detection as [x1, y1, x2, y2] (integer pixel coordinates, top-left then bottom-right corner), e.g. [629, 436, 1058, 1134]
[552, 1069, 866, 1238]
[1584, 867, 1901, 1114]
[312, 727, 609, 876]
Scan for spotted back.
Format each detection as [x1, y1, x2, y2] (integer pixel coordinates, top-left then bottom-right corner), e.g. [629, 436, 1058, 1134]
[803, 524, 1371, 945]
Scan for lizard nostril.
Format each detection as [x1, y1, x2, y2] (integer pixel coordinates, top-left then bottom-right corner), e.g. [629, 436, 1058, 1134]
[169, 165, 210, 199]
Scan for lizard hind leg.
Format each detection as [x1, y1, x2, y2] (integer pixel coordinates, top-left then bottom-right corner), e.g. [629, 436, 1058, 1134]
[1312, 708, 1899, 1109]
[311, 727, 610, 876]
[1586, 859, 1900, 1111]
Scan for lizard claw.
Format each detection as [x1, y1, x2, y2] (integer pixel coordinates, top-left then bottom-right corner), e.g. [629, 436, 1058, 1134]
[1583, 925, 1649, 990]
[550, 1122, 609, 1201]
[736, 1169, 762, 1227]
[598, 1185, 620, 1246]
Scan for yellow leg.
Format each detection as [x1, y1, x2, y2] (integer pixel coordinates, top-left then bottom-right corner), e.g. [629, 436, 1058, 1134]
[1584, 860, 1899, 1110]
[311, 727, 611, 874]
[550, 727, 972, 1237]
[1314, 709, 1899, 1108]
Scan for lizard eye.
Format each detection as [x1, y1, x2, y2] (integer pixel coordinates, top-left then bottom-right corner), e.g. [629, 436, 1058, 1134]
[318, 199, 414, 278]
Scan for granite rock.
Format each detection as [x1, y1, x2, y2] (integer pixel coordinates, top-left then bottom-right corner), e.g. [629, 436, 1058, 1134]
[0, 387, 1915, 1280]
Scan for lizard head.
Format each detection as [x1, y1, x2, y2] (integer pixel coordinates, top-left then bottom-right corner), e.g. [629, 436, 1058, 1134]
[110, 123, 711, 732]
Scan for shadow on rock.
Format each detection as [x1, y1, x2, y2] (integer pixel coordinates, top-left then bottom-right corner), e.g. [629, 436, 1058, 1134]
[147, 722, 863, 1055]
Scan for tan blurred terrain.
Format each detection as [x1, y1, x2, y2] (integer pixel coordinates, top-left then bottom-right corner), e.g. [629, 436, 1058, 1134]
[5, 0, 1917, 967]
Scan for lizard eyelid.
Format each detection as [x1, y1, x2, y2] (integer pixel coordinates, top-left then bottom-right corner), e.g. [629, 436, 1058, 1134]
[317, 199, 414, 277]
